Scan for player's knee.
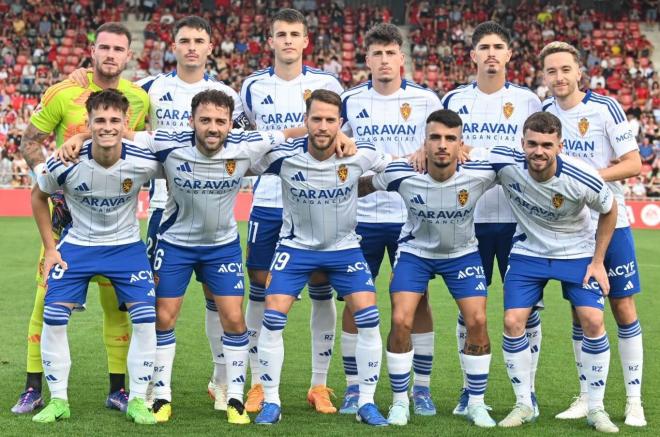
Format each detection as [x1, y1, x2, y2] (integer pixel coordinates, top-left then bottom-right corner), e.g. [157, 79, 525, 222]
[221, 307, 246, 332]
[156, 305, 178, 329]
[464, 311, 487, 333]
[391, 309, 414, 335]
[503, 312, 526, 336]
[248, 268, 268, 286]
[579, 315, 605, 338]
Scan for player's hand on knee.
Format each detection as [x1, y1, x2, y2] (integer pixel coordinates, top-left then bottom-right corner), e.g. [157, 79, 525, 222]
[335, 130, 357, 157]
[44, 248, 67, 278]
[408, 146, 426, 173]
[68, 67, 93, 87]
[584, 261, 610, 297]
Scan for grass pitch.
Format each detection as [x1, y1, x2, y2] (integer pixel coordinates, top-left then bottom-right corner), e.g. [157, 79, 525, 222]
[0, 217, 658, 436]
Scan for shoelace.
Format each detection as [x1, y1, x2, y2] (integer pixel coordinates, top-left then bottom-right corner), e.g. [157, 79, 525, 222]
[19, 391, 37, 405]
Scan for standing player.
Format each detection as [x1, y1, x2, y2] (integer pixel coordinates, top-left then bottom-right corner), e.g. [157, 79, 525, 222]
[240, 8, 345, 413]
[358, 110, 497, 427]
[30, 89, 159, 425]
[250, 90, 390, 426]
[14, 23, 149, 415]
[340, 23, 442, 415]
[70, 16, 250, 410]
[439, 21, 543, 416]
[540, 41, 646, 427]
[486, 112, 619, 433]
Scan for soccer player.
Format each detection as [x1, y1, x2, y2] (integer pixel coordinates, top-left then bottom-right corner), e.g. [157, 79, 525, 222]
[540, 41, 646, 426]
[250, 90, 390, 426]
[339, 23, 442, 416]
[358, 109, 497, 427]
[30, 89, 159, 425]
[239, 8, 345, 413]
[14, 22, 149, 414]
[438, 21, 543, 416]
[70, 16, 249, 410]
[484, 112, 619, 433]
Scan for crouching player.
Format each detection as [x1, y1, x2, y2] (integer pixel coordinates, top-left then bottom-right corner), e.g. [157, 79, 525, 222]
[358, 109, 496, 427]
[30, 89, 159, 425]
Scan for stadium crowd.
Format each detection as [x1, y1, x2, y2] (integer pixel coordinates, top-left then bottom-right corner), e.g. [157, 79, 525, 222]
[0, 0, 659, 196]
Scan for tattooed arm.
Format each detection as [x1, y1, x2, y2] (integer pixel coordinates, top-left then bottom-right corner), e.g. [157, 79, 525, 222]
[19, 123, 50, 170]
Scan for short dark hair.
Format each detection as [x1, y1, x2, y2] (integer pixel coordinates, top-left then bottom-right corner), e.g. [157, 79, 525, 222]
[472, 21, 510, 48]
[305, 89, 341, 115]
[174, 15, 212, 40]
[426, 109, 463, 129]
[271, 8, 308, 35]
[85, 89, 129, 115]
[523, 111, 562, 137]
[364, 23, 403, 50]
[95, 22, 132, 45]
[191, 89, 235, 117]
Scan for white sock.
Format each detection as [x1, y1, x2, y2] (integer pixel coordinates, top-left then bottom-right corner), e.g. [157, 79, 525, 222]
[309, 286, 336, 387]
[618, 320, 643, 399]
[354, 306, 382, 408]
[259, 310, 287, 406]
[127, 303, 157, 400]
[223, 331, 249, 403]
[582, 334, 611, 411]
[411, 332, 434, 388]
[341, 331, 359, 387]
[387, 350, 413, 404]
[154, 330, 176, 402]
[464, 353, 491, 406]
[205, 299, 226, 386]
[456, 313, 468, 389]
[502, 334, 532, 408]
[245, 286, 265, 386]
[572, 323, 588, 394]
[526, 310, 542, 393]
[42, 304, 72, 401]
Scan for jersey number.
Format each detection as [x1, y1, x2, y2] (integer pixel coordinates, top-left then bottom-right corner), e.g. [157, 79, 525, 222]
[247, 220, 259, 244]
[269, 252, 290, 271]
[51, 264, 65, 280]
[153, 248, 165, 271]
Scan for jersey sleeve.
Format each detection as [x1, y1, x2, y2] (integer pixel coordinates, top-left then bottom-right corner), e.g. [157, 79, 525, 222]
[136, 74, 157, 92]
[427, 91, 443, 113]
[585, 174, 614, 214]
[231, 129, 286, 164]
[603, 103, 639, 158]
[30, 82, 69, 134]
[250, 140, 302, 175]
[357, 142, 392, 173]
[38, 156, 71, 193]
[134, 130, 191, 161]
[372, 159, 416, 192]
[326, 77, 345, 95]
[224, 85, 250, 129]
[239, 78, 257, 126]
[340, 91, 354, 135]
[462, 161, 498, 189]
[487, 146, 520, 173]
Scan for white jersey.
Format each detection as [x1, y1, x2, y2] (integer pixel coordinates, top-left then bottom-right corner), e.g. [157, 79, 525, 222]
[372, 159, 496, 259]
[489, 146, 614, 259]
[137, 70, 249, 210]
[543, 90, 637, 228]
[38, 141, 160, 246]
[442, 82, 542, 223]
[341, 79, 442, 223]
[240, 66, 344, 209]
[134, 129, 285, 247]
[251, 138, 391, 251]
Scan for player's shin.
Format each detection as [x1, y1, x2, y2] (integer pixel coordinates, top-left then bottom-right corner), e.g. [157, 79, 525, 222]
[354, 305, 382, 408]
[581, 333, 611, 412]
[618, 320, 643, 399]
[153, 329, 176, 402]
[456, 312, 468, 389]
[205, 299, 226, 387]
[309, 284, 336, 387]
[245, 284, 266, 384]
[126, 303, 157, 400]
[42, 304, 73, 400]
[258, 309, 287, 405]
[223, 331, 249, 403]
[387, 350, 413, 405]
[571, 322, 588, 394]
[526, 310, 542, 393]
[502, 333, 533, 408]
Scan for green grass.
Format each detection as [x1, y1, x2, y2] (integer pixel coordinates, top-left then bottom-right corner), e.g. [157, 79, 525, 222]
[0, 217, 658, 436]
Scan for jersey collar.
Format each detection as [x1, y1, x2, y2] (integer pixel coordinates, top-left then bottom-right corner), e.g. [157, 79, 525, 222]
[86, 142, 127, 161]
[582, 89, 592, 103]
[555, 155, 564, 176]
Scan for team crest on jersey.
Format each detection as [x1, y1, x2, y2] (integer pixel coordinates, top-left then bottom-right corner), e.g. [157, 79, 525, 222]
[578, 117, 589, 136]
[400, 103, 412, 121]
[458, 189, 469, 206]
[225, 159, 236, 176]
[552, 193, 564, 208]
[337, 164, 348, 183]
[303, 89, 312, 101]
[122, 178, 133, 193]
[503, 102, 514, 119]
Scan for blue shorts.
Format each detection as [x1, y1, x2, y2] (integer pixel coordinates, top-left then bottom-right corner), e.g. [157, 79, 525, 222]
[356, 222, 403, 278]
[475, 222, 516, 285]
[45, 241, 155, 308]
[504, 254, 605, 310]
[390, 251, 488, 299]
[605, 227, 641, 298]
[266, 246, 376, 299]
[146, 207, 164, 265]
[246, 206, 283, 271]
[154, 238, 244, 298]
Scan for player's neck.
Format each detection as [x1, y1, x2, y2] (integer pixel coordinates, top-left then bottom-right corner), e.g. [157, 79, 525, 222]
[476, 73, 505, 94]
[555, 90, 586, 111]
[528, 162, 557, 183]
[91, 143, 122, 168]
[92, 73, 121, 90]
[176, 65, 205, 83]
[372, 77, 402, 96]
[427, 160, 456, 182]
[274, 61, 302, 81]
[308, 144, 334, 162]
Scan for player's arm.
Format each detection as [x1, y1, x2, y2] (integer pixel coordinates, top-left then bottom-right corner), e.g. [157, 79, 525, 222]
[31, 179, 67, 276]
[359, 158, 412, 197]
[358, 175, 377, 197]
[600, 101, 642, 182]
[583, 182, 617, 295]
[599, 149, 641, 182]
[67, 68, 93, 87]
[20, 123, 50, 172]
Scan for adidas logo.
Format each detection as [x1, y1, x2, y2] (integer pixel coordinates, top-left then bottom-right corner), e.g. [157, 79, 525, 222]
[590, 379, 605, 387]
[475, 283, 486, 291]
[249, 346, 258, 354]
[356, 108, 370, 119]
[177, 161, 193, 172]
[45, 374, 58, 382]
[74, 182, 90, 192]
[154, 381, 165, 387]
[260, 374, 273, 382]
[319, 349, 333, 357]
[234, 281, 244, 290]
[458, 105, 469, 114]
[579, 374, 587, 381]
[232, 375, 245, 383]
[138, 375, 152, 382]
[159, 92, 173, 102]
[365, 277, 374, 286]
[365, 375, 379, 383]
[508, 182, 522, 193]
[410, 194, 425, 205]
[510, 377, 521, 384]
[261, 95, 274, 105]
[530, 345, 539, 353]
[628, 378, 641, 385]
[291, 171, 306, 181]
[624, 281, 634, 291]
